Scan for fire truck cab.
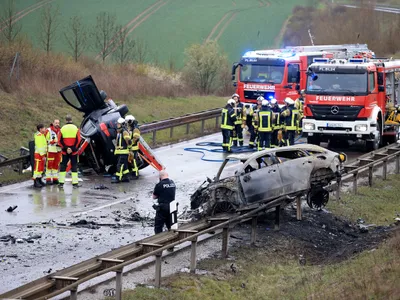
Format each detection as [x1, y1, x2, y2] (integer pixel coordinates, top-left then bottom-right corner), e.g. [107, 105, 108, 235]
[231, 44, 373, 105]
[302, 57, 400, 151]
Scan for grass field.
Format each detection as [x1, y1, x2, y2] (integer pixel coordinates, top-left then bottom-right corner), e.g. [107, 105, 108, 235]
[0, 91, 225, 158]
[5, 0, 308, 68]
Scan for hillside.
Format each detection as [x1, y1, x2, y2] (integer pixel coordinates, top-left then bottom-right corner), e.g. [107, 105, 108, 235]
[5, 0, 309, 67]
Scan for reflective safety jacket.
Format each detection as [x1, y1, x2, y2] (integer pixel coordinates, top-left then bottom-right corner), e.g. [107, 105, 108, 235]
[58, 123, 81, 154]
[234, 102, 244, 125]
[115, 129, 131, 155]
[294, 98, 304, 118]
[281, 106, 299, 131]
[46, 125, 61, 153]
[34, 131, 47, 156]
[271, 106, 282, 130]
[243, 104, 254, 125]
[221, 105, 236, 130]
[257, 107, 273, 132]
[252, 104, 262, 129]
[129, 126, 141, 151]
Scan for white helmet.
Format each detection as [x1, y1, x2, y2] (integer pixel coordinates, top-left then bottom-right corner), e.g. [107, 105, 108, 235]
[232, 93, 239, 99]
[262, 100, 269, 106]
[270, 98, 277, 105]
[227, 99, 235, 105]
[257, 96, 265, 101]
[125, 115, 135, 123]
[284, 97, 295, 105]
[117, 117, 125, 125]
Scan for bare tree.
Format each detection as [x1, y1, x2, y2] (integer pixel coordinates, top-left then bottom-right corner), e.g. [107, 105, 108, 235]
[114, 25, 135, 64]
[64, 16, 87, 62]
[133, 38, 149, 64]
[0, 0, 22, 44]
[40, 4, 60, 54]
[94, 12, 117, 63]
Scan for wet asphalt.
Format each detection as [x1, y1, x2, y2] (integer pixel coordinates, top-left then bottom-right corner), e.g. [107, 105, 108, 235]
[0, 133, 364, 294]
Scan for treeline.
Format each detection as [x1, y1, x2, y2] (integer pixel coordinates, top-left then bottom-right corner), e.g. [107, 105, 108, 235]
[283, 0, 400, 57]
[0, 0, 232, 97]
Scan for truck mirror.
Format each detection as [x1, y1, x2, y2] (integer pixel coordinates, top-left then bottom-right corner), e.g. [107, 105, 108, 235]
[378, 85, 385, 92]
[377, 72, 384, 85]
[296, 71, 300, 83]
[232, 75, 236, 81]
[295, 84, 300, 91]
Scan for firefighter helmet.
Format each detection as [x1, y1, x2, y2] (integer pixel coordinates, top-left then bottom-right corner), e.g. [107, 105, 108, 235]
[100, 90, 107, 101]
[227, 99, 235, 105]
[257, 96, 265, 102]
[284, 97, 295, 105]
[117, 117, 125, 125]
[270, 98, 277, 104]
[125, 115, 135, 123]
[232, 93, 239, 99]
[262, 100, 268, 106]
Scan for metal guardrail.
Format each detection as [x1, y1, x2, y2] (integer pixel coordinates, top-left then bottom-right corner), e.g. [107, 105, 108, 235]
[0, 108, 222, 172]
[0, 196, 296, 300]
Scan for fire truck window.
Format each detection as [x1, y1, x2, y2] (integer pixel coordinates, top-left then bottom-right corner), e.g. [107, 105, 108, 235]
[239, 64, 284, 84]
[287, 64, 299, 83]
[369, 73, 375, 93]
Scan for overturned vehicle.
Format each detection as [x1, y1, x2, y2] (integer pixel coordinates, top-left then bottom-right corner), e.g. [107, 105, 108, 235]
[59, 75, 163, 173]
[190, 144, 346, 217]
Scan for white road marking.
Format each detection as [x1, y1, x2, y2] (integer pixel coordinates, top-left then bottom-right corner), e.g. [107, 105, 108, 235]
[73, 196, 134, 217]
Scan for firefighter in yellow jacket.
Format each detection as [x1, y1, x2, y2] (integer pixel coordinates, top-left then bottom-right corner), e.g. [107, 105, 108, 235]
[112, 118, 132, 183]
[125, 115, 140, 180]
[33, 124, 47, 188]
[281, 98, 299, 146]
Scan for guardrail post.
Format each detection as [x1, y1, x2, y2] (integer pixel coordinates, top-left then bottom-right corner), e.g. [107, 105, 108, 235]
[215, 116, 219, 129]
[335, 182, 340, 201]
[383, 159, 387, 180]
[251, 216, 257, 245]
[296, 197, 302, 220]
[201, 120, 205, 134]
[353, 172, 358, 194]
[152, 131, 157, 147]
[186, 124, 190, 135]
[170, 127, 174, 138]
[368, 166, 373, 186]
[18, 161, 23, 174]
[155, 253, 162, 288]
[70, 288, 77, 300]
[396, 154, 400, 174]
[190, 238, 198, 273]
[115, 269, 123, 300]
[274, 205, 280, 230]
[221, 227, 229, 258]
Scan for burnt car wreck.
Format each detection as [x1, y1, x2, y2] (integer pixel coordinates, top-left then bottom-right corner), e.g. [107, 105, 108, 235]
[190, 144, 346, 217]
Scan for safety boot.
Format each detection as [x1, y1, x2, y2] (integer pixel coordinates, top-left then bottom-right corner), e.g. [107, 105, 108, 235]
[72, 183, 80, 188]
[58, 183, 64, 189]
[33, 178, 42, 188]
[39, 179, 46, 187]
[53, 179, 59, 185]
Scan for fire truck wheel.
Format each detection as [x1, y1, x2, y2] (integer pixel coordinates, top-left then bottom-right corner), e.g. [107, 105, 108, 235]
[366, 121, 381, 151]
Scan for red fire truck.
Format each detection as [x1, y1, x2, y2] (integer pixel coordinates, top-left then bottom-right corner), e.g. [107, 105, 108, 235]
[302, 57, 400, 150]
[231, 44, 373, 105]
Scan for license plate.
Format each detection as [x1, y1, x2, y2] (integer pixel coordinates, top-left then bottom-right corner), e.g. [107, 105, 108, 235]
[326, 123, 343, 127]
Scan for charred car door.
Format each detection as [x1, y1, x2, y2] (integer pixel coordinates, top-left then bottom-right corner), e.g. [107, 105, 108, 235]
[239, 154, 283, 204]
[275, 149, 314, 195]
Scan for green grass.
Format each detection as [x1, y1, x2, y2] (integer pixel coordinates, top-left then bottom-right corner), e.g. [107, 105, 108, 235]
[327, 174, 400, 226]
[0, 91, 225, 158]
[9, 0, 308, 67]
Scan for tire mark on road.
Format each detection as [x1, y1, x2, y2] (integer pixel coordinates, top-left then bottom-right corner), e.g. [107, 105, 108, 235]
[0, 0, 48, 27]
[0, 0, 55, 33]
[204, 12, 231, 43]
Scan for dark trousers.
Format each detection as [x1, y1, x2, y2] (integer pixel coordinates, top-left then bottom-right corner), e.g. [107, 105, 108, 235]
[272, 129, 280, 147]
[154, 208, 171, 234]
[233, 124, 243, 146]
[116, 154, 129, 181]
[221, 129, 233, 151]
[247, 123, 256, 148]
[258, 132, 272, 150]
[59, 153, 77, 172]
[284, 130, 296, 146]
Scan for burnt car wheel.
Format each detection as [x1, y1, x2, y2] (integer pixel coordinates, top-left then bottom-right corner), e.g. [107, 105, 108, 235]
[306, 186, 329, 209]
[212, 201, 236, 215]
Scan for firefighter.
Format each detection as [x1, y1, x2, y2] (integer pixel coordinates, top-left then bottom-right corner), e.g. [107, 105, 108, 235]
[33, 124, 47, 188]
[281, 98, 299, 146]
[112, 117, 132, 183]
[232, 93, 244, 147]
[152, 170, 176, 234]
[257, 99, 273, 150]
[221, 99, 237, 152]
[58, 114, 81, 188]
[125, 115, 140, 180]
[295, 90, 305, 129]
[252, 96, 264, 146]
[243, 103, 256, 148]
[45, 119, 61, 185]
[270, 98, 282, 147]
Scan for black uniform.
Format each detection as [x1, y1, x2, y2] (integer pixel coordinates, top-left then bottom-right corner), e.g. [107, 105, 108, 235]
[153, 178, 176, 234]
[221, 104, 237, 152]
[233, 102, 244, 146]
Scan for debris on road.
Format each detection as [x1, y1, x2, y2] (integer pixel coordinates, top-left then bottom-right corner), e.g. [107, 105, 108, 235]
[94, 184, 109, 190]
[6, 206, 18, 212]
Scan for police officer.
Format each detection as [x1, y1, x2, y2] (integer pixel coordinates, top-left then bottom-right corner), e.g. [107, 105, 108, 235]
[152, 170, 176, 234]
[281, 98, 299, 146]
[232, 93, 244, 147]
[221, 99, 237, 152]
[125, 115, 140, 180]
[257, 99, 273, 150]
[243, 103, 256, 148]
[112, 117, 132, 183]
[270, 98, 282, 147]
